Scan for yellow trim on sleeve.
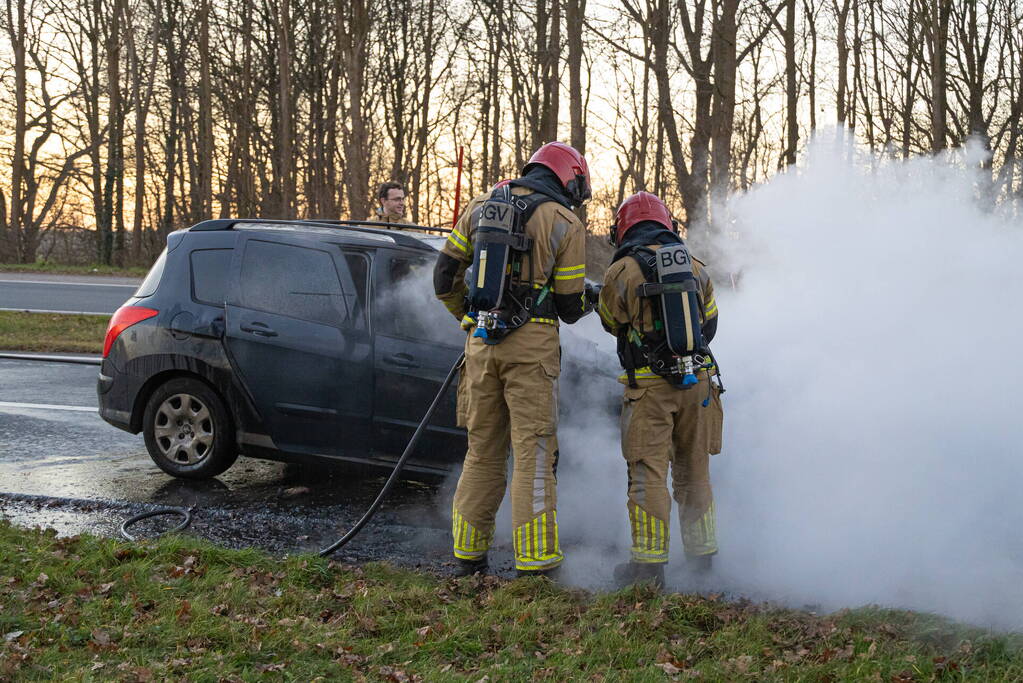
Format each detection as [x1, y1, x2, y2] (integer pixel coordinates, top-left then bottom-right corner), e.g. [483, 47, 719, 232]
[447, 229, 469, 254]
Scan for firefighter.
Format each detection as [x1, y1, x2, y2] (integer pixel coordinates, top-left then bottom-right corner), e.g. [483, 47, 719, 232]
[368, 182, 407, 225]
[597, 192, 724, 588]
[433, 142, 595, 577]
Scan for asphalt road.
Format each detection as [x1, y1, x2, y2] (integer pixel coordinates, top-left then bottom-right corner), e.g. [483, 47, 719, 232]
[0, 357, 463, 573]
[0, 272, 141, 314]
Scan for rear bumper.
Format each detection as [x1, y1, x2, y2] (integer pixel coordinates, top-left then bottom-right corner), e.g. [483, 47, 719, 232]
[96, 366, 139, 433]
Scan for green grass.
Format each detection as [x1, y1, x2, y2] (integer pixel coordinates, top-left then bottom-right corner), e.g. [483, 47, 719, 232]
[0, 261, 148, 277]
[1, 521, 1020, 680]
[0, 311, 109, 353]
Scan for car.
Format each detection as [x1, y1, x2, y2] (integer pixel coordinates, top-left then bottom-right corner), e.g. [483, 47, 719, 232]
[97, 218, 616, 480]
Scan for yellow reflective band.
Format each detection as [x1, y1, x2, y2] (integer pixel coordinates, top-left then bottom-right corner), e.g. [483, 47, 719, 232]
[452, 506, 491, 559]
[554, 264, 585, 274]
[514, 511, 563, 570]
[705, 302, 718, 317]
[618, 366, 661, 381]
[554, 272, 585, 281]
[447, 229, 469, 254]
[681, 502, 717, 556]
[530, 317, 557, 325]
[598, 301, 615, 324]
[630, 505, 669, 561]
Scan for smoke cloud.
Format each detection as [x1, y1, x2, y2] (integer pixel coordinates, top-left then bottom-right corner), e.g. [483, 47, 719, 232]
[554, 136, 1023, 629]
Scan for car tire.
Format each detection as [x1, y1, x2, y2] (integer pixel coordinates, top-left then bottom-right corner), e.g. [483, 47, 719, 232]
[142, 377, 238, 480]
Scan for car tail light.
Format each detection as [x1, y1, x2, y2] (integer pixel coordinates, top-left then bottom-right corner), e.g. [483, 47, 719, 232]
[103, 306, 159, 357]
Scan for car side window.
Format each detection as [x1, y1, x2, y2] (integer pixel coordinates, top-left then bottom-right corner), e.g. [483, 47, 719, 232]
[135, 249, 167, 298]
[376, 254, 463, 345]
[190, 248, 232, 305]
[239, 240, 349, 326]
[341, 250, 370, 329]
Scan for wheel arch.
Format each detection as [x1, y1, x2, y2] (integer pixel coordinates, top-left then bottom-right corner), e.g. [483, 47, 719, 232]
[130, 369, 228, 434]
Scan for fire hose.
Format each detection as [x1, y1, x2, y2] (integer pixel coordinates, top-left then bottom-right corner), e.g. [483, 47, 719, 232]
[120, 353, 466, 553]
[318, 352, 465, 556]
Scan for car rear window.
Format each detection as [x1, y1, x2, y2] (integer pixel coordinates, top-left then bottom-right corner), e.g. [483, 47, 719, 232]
[134, 249, 167, 298]
[190, 248, 232, 305]
[239, 240, 349, 326]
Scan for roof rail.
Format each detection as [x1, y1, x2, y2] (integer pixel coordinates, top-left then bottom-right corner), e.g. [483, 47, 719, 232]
[186, 218, 446, 250]
[310, 218, 452, 234]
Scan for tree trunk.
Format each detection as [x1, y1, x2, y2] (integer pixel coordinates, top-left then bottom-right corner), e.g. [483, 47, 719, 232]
[710, 0, 738, 202]
[835, 0, 852, 125]
[928, 0, 951, 152]
[341, 0, 371, 220]
[198, 0, 213, 218]
[784, 0, 798, 166]
[6, 0, 27, 261]
[277, 0, 295, 218]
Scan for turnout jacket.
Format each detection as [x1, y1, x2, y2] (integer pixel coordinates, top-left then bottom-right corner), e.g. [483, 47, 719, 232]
[433, 185, 589, 327]
[366, 209, 407, 226]
[598, 243, 718, 385]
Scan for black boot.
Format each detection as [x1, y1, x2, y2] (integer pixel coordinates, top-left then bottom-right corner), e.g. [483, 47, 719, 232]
[516, 565, 562, 581]
[452, 556, 488, 577]
[613, 561, 665, 589]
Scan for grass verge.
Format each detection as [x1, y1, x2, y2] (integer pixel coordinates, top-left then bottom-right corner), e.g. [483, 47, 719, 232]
[0, 311, 108, 354]
[1, 521, 1020, 681]
[0, 262, 147, 277]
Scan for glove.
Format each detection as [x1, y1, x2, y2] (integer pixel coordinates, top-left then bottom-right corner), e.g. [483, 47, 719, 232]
[583, 280, 602, 311]
[461, 314, 476, 331]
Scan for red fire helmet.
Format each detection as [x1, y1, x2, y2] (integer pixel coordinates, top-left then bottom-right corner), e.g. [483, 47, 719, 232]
[612, 192, 673, 246]
[492, 179, 512, 190]
[523, 142, 591, 206]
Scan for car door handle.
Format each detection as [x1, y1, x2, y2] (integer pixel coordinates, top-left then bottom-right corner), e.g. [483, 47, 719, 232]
[240, 321, 278, 337]
[383, 353, 419, 368]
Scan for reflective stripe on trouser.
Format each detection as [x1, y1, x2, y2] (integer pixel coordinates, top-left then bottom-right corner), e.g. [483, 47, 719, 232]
[452, 324, 563, 571]
[452, 506, 492, 560]
[629, 503, 668, 563]
[513, 510, 562, 570]
[621, 376, 719, 560]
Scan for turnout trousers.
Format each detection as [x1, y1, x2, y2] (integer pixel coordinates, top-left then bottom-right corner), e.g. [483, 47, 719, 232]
[620, 374, 723, 563]
[452, 323, 563, 572]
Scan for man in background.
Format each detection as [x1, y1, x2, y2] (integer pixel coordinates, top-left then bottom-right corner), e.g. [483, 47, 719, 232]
[369, 182, 407, 225]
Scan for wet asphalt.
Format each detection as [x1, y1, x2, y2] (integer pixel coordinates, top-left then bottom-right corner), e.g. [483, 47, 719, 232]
[0, 357, 482, 575]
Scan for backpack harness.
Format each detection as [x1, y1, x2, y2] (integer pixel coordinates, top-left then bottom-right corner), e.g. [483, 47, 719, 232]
[466, 185, 559, 345]
[616, 244, 723, 397]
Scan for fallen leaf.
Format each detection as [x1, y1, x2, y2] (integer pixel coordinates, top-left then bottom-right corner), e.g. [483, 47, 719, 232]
[655, 661, 681, 675]
[175, 600, 192, 623]
[4, 630, 24, 642]
[98, 582, 115, 595]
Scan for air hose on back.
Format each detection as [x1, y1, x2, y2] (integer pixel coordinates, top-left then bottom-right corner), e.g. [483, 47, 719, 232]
[318, 352, 465, 557]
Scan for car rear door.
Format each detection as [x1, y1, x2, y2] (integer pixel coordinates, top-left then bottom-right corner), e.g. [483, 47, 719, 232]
[371, 250, 466, 465]
[224, 233, 372, 455]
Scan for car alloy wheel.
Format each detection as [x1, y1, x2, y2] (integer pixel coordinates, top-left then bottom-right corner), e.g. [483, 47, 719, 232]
[152, 393, 214, 465]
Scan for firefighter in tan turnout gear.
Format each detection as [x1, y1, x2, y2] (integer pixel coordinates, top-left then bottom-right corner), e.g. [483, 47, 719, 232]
[598, 192, 724, 588]
[433, 142, 595, 577]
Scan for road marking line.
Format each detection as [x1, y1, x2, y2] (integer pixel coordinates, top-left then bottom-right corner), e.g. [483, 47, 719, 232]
[0, 279, 137, 288]
[0, 352, 102, 365]
[0, 307, 112, 316]
[0, 401, 96, 413]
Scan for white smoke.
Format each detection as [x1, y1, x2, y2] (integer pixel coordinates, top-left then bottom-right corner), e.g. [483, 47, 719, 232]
[705, 135, 1023, 629]
[453, 142, 1023, 628]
